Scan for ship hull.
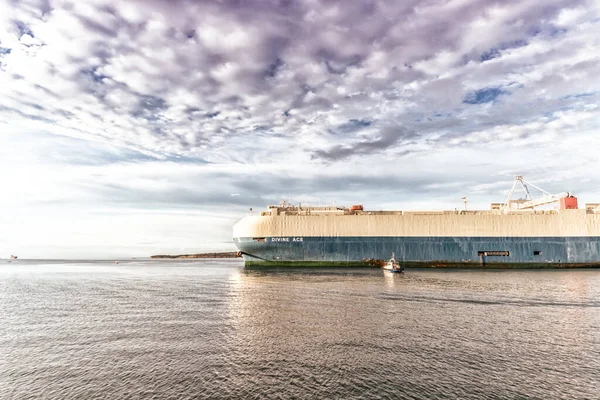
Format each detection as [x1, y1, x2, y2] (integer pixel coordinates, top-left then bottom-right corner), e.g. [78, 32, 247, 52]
[234, 236, 600, 268]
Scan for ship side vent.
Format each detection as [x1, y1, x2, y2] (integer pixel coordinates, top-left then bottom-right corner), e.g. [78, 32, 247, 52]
[478, 251, 510, 257]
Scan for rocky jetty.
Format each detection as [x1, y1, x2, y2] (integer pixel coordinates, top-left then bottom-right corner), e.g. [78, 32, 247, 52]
[151, 252, 242, 259]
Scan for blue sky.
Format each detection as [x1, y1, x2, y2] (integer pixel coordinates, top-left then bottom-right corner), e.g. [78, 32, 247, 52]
[1, 0, 600, 258]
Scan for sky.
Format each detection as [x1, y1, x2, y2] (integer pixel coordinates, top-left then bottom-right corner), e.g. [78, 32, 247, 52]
[1, 0, 600, 259]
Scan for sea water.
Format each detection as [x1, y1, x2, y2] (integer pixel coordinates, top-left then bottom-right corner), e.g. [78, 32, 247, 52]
[1, 259, 599, 399]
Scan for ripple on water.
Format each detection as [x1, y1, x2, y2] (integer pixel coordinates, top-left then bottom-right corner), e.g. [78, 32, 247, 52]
[1, 261, 599, 399]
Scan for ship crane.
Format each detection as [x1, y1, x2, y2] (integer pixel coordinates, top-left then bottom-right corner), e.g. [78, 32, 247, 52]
[502, 176, 569, 212]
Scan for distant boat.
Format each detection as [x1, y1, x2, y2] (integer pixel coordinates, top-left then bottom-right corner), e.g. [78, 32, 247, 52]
[10, 255, 17, 260]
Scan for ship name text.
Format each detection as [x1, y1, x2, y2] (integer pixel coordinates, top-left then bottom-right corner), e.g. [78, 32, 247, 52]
[271, 237, 304, 242]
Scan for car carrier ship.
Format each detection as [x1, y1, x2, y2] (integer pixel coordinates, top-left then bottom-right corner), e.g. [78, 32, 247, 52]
[233, 177, 600, 268]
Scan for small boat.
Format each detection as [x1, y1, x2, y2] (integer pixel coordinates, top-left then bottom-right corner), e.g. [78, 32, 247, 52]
[383, 252, 404, 273]
[10, 255, 17, 260]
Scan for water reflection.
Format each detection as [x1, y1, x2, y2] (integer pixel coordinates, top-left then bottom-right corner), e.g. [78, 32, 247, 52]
[226, 266, 600, 398]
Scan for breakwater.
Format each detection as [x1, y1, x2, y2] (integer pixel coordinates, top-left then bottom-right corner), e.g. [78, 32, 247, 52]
[151, 252, 241, 259]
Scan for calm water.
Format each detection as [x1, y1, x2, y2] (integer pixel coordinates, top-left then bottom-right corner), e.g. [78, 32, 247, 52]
[1, 260, 599, 399]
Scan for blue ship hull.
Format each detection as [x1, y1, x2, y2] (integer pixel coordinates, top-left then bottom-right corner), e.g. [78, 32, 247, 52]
[233, 236, 600, 268]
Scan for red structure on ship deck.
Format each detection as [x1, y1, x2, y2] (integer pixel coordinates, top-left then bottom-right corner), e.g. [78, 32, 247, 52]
[560, 196, 578, 209]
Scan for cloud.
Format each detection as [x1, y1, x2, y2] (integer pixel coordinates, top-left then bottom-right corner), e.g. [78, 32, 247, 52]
[312, 126, 417, 161]
[0, 0, 596, 161]
[1, 0, 600, 257]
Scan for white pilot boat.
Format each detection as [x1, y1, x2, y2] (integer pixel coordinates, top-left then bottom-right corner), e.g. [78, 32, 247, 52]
[383, 253, 404, 273]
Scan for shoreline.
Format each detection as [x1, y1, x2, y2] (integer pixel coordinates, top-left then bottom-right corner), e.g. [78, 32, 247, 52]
[151, 252, 242, 259]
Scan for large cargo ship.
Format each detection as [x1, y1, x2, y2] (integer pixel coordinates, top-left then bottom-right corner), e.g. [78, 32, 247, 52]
[233, 177, 600, 268]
